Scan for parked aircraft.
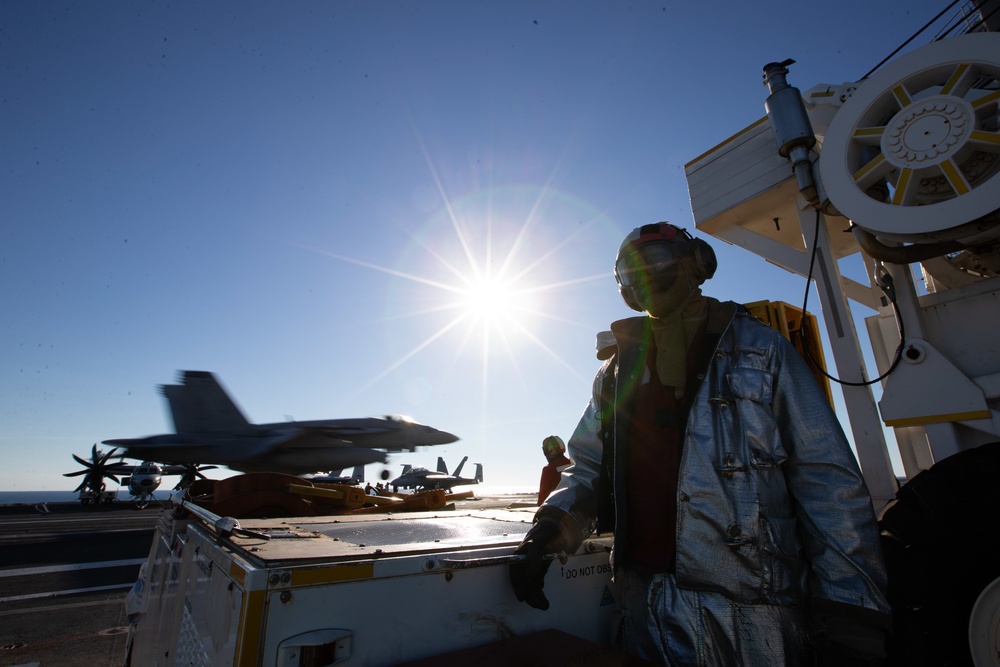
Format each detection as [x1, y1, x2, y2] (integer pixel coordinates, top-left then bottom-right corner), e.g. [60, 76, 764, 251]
[390, 456, 483, 491]
[64, 445, 215, 506]
[120, 460, 177, 508]
[301, 465, 366, 485]
[103, 371, 459, 475]
[64, 444, 127, 502]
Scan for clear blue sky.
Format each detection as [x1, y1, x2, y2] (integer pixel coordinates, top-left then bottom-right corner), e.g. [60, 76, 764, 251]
[2, 1, 951, 491]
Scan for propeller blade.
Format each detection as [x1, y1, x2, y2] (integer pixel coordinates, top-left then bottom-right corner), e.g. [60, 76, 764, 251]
[68, 446, 131, 495]
[72, 453, 94, 468]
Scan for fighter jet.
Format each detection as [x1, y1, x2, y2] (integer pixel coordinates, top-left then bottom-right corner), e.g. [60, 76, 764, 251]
[390, 456, 483, 491]
[300, 464, 366, 485]
[103, 371, 459, 475]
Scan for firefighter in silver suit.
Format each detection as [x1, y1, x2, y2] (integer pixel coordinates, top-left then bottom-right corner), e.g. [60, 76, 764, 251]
[510, 222, 891, 666]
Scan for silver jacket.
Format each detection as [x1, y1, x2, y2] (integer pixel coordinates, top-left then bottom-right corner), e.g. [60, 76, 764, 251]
[543, 301, 891, 616]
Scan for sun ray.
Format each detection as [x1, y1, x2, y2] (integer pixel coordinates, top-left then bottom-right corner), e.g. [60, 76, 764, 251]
[503, 217, 606, 287]
[437, 315, 482, 387]
[505, 316, 589, 382]
[493, 178, 571, 285]
[494, 122, 582, 283]
[348, 312, 472, 401]
[333, 300, 470, 332]
[390, 220, 478, 289]
[479, 321, 530, 421]
[494, 322, 533, 396]
[411, 124, 484, 283]
[513, 302, 606, 330]
[495, 194, 541, 283]
[291, 242, 467, 295]
[480, 320, 490, 411]
[511, 271, 610, 295]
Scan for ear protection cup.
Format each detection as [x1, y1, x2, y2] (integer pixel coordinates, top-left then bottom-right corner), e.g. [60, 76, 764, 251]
[666, 227, 717, 283]
[689, 238, 717, 283]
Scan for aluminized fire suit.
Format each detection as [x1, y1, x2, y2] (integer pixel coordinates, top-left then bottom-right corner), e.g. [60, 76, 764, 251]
[541, 299, 891, 665]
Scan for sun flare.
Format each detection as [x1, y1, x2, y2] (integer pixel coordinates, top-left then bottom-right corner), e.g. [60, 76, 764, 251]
[299, 150, 617, 402]
[459, 275, 524, 325]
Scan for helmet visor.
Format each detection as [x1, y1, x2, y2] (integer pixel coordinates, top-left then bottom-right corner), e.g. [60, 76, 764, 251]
[615, 242, 685, 288]
[542, 436, 564, 457]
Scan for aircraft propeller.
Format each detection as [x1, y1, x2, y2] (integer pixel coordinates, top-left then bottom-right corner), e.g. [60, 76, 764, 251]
[64, 444, 127, 494]
[172, 463, 219, 490]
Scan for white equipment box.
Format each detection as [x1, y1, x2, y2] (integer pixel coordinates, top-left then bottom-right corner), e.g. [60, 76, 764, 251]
[125, 506, 619, 667]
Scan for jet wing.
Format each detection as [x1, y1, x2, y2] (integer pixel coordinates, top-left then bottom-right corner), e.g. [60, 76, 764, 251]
[278, 421, 394, 437]
[192, 429, 359, 465]
[269, 428, 356, 449]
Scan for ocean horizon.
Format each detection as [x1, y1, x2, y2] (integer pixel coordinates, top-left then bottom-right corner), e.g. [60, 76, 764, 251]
[0, 484, 537, 506]
[0, 489, 129, 505]
[0, 489, 141, 505]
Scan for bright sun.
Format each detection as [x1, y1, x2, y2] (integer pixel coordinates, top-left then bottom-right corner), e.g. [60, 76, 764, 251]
[302, 141, 611, 399]
[304, 203, 609, 400]
[459, 275, 521, 324]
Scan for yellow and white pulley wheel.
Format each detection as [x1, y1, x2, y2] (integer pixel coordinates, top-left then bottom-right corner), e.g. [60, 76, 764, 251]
[820, 33, 1000, 242]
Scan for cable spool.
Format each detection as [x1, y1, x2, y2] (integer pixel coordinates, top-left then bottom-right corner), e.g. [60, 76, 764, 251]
[820, 33, 1000, 245]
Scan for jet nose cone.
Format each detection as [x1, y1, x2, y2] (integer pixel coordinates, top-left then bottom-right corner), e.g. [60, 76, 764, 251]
[421, 426, 459, 444]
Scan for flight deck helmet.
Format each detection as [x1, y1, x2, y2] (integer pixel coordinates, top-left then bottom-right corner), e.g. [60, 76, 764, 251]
[614, 222, 717, 312]
[542, 435, 566, 460]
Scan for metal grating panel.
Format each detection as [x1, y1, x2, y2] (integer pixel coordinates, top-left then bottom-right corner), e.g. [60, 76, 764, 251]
[174, 601, 212, 667]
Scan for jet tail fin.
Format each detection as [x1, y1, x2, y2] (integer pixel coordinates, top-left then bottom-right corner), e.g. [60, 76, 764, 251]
[474, 463, 483, 483]
[351, 464, 365, 483]
[160, 384, 196, 433]
[452, 456, 468, 478]
[160, 371, 250, 433]
[436, 457, 448, 474]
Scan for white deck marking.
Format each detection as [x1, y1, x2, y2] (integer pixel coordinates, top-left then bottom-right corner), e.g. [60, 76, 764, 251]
[0, 582, 135, 603]
[0, 558, 146, 578]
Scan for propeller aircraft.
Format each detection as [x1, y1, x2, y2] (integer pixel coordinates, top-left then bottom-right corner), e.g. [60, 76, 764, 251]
[64, 444, 216, 507]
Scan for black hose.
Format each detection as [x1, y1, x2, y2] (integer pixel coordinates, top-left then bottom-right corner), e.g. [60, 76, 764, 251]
[799, 210, 905, 387]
